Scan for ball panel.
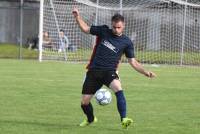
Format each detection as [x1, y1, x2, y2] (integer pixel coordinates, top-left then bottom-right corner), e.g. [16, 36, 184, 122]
[96, 93, 104, 100]
[95, 88, 112, 105]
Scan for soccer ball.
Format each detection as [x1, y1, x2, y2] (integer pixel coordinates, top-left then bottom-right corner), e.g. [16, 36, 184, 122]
[95, 88, 112, 105]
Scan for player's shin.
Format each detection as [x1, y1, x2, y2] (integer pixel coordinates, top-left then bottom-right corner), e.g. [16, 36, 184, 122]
[115, 90, 126, 121]
[81, 102, 94, 122]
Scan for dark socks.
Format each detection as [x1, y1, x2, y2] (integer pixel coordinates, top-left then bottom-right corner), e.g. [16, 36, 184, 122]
[115, 90, 126, 121]
[81, 102, 94, 123]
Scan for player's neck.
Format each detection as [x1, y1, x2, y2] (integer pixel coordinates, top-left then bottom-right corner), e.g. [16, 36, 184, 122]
[113, 33, 123, 37]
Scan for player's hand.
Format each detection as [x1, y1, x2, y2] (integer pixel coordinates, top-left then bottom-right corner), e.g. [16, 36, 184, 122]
[72, 7, 79, 18]
[145, 71, 156, 78]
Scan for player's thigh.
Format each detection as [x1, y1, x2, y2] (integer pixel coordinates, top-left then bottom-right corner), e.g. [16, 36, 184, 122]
[109, 79, 122, 93]
[82, 71, 103, 94]
[103, 71, 122, 93]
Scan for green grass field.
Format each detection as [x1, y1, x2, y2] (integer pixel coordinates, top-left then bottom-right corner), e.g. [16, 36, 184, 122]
[0, 44, 38, 59]
[0, 59, 200, 134]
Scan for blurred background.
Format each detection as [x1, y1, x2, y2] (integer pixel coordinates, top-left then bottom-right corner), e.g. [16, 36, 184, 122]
[0, 0, 39, 59]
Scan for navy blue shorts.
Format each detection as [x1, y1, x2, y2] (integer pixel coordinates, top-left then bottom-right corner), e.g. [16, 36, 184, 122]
[82, 70, 119, 94]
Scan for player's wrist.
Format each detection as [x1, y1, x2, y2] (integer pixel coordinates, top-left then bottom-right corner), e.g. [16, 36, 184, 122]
[75, 15, 81, 19]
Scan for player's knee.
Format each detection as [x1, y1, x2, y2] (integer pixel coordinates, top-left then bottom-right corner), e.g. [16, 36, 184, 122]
[115, 88, 123, 92]
[81, 101, 90, 105]
[111, 87, 123, 93]
[81, 99, 90, 105]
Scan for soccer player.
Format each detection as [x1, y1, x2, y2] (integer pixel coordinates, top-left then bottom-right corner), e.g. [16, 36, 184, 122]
[72, 8, 156, 129]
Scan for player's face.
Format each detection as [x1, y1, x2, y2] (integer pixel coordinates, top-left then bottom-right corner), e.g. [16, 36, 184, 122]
[59, 32, 64, 37]
[43, 31, 49, 37]
[112, 21, 125, 36]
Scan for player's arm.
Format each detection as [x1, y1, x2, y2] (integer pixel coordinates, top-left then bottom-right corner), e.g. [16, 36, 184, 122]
[128, 58, 156, 78]
[72, 7, 90, 34]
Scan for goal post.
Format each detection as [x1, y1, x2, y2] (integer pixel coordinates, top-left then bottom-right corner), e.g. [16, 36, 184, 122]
[39, 0, 44, 62]
[39, 0, 200, 66]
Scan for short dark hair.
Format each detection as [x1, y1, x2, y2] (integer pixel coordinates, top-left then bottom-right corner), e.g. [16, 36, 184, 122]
[60, 29, 64, 33]
[111, 13, 124, 23]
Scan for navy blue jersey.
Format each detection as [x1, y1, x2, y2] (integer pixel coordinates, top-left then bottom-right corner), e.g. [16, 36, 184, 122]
[87, 25, 135, 71]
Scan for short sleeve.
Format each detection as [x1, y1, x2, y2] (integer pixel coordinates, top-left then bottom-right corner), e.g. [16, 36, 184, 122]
[124, 40, 135, 58]
[90, 25, 109, 37]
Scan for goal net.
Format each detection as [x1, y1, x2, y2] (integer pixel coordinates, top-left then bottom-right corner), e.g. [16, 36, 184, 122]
[39, 0, 200, 66]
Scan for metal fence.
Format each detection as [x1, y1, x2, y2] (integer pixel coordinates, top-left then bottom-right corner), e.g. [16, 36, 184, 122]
[0, 0, 39, 44]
